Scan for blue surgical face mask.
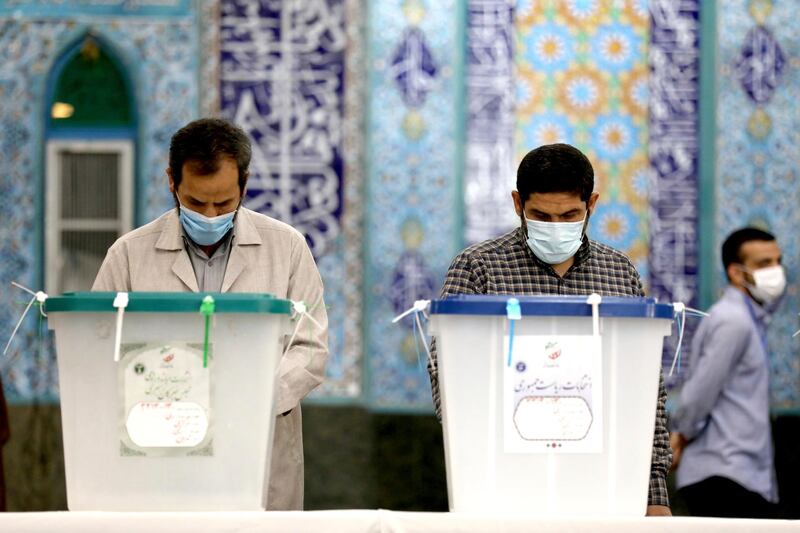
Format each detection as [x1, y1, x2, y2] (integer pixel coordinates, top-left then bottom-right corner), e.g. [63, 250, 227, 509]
[179, 204, 236, 246]
[525, 215, 587, 265]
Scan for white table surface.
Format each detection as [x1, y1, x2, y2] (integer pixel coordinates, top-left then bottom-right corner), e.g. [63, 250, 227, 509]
[1, 510, 798, 532]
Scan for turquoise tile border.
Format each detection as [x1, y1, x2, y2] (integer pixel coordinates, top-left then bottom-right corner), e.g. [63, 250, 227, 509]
[698, 0, 717, 310]
[363, 0, 466, 410]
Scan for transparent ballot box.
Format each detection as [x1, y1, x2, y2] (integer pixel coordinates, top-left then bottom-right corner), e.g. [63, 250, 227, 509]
[429, 295, 674, 516]
[46, 292, 291, 511]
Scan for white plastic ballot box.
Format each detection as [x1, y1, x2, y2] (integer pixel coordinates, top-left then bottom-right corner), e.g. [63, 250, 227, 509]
[429, 295, 674, 516]
[45, 292, 292, 511]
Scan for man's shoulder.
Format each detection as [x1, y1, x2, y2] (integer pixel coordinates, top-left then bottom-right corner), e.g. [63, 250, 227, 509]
[706, 290, 751, 324]
[241, 209, 303, 236]
[691, 294, 753, 348]
[240, 208, 306, 244]
[454, 229, 520, 263]
[588, 239, 636, 267]
[112, 210, 173, 248]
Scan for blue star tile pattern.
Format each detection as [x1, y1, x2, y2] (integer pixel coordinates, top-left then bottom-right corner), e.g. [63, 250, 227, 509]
[521, 21, 576, 74]
[591, 201, 638, 252]
[589, 113, 640, 163]
[516, 3, 650, 274]
[588, 23, 642, 74]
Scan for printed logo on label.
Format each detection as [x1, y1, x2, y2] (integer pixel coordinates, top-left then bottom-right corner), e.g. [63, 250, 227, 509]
[546, 341, 562, 361]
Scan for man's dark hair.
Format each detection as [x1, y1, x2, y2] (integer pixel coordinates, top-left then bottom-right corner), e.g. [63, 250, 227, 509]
[516, 143, 594, 203]
[169, 118, 252, 193]
[722, 227, 776, 276]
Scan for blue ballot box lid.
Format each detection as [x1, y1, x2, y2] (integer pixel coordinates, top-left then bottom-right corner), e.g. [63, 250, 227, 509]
[430, 295, 674, 319]
[45, 292, 292, 314]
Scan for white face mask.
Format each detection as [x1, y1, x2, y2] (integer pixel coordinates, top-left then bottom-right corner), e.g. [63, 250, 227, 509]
[525, 215, 587, 265]
[745, 265, 786, 304]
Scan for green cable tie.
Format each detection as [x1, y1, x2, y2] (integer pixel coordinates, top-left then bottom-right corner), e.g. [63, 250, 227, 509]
[38, 303, 44, 364]
[199, 295, 215, 368]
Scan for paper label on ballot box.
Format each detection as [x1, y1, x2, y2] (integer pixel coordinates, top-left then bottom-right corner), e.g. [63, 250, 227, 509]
[503, 335, 603, 453]
[118, 342, 213, 457]
[126, 401, 208, 447]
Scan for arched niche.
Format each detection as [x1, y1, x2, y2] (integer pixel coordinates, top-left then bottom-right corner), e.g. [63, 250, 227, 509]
[44, 33, 136, 294]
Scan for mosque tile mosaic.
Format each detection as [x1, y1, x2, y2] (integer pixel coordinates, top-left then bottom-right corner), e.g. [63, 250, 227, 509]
[220, 0, 346, 258]
[464, 0, 518, 244]
[364, 0, 463, 409]
[199, 1, 220, 117]
[0, 8, 201, 401]
[219, 0, 362, 399]
[515, 0, 651, 278]
[338, 0, 367, 400]
[2, 0, 795, 413]
[647, 0, 700, 386]
[0, 0, 192, 17]
[715, 0, 800, 408]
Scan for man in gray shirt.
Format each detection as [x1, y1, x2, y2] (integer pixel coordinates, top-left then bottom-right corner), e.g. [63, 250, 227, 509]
[670, 227, 784, 518]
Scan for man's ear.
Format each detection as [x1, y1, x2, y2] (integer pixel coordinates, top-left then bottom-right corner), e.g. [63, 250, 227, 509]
[241, 171, 249, 198]
[167, 167, 176, 195]
[512, 190, 523, 217]
[727, 263, 744, 286]
[587, 191, 600, 214]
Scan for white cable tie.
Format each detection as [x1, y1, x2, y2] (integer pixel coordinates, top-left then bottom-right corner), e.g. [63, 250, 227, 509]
[292, 301, 323, 330]
[669, 304, 687, 377]
[303, 312, 323, 330]
[586, 294, 603, 305]
[389, 300, 433, 368]
[586, 293, 602, 337]
[112, 292, 129, 363]
[4, 283, 49, 356]
[414, 310, 434, 368]
[684, 306, 708, 317]
[284, 300, 323, 356]
[10, 281, 36, 297]
[35, 291, 48, 317]
[4, 295, 36, 357]
[668, 302, 708, 376]
[284, 314, 305, 356]
[391, 300, 431, 324]
[292, 301, 307, 316]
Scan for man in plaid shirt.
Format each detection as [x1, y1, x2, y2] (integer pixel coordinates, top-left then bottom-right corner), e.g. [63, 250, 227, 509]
[428, 144, 672, 515]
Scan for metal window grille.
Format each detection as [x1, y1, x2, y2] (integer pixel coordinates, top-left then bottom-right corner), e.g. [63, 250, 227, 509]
[46, 141, 133, 294]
